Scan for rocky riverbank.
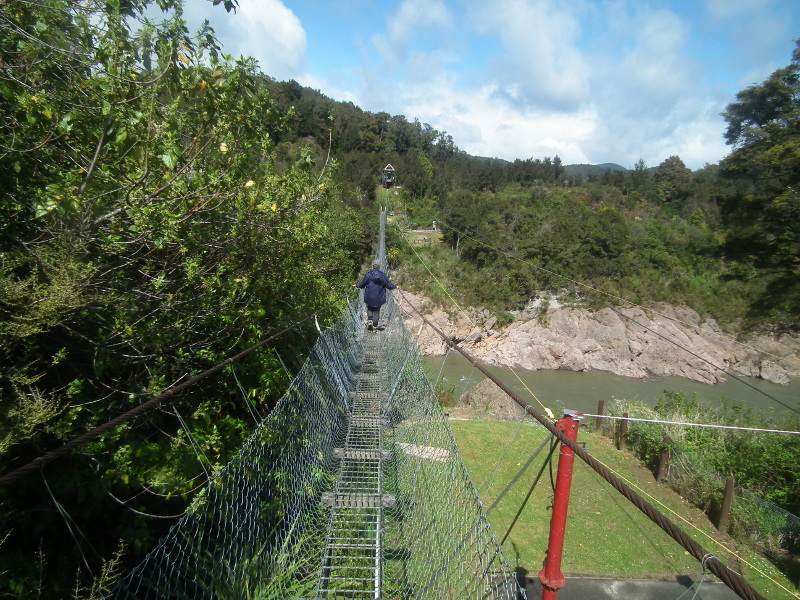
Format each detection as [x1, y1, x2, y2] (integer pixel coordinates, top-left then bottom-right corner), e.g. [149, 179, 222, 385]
[398, 292, 800, 385]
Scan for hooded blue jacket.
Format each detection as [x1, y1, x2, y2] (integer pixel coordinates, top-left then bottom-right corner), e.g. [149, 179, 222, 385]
[356, 268, 396, 308]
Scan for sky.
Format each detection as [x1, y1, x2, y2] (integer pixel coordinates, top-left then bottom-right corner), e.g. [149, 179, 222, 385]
[179, 0, 800, 170]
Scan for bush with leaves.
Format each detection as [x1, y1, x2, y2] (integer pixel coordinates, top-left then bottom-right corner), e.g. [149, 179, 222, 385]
[606, 393, 800, 516]
[0, 0, 363, 596]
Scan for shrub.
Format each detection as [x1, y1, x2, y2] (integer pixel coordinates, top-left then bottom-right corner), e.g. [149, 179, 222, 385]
[603, 393, 800, 564]
[436, 380, 457, 407]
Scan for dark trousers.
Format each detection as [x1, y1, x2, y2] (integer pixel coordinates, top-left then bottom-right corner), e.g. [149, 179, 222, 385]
[366, 306, 381, 325]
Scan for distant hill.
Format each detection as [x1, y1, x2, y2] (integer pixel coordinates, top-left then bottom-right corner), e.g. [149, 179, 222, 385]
[563, 163, 628, 179]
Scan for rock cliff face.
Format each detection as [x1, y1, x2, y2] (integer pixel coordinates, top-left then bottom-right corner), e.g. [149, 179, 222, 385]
[398, 292, 800, 385]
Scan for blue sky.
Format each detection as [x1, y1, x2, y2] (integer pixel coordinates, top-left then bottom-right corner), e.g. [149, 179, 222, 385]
[181, 0, 799, 170]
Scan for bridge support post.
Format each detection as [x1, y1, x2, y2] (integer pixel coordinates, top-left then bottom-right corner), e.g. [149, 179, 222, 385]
[538, 410, 583, 600]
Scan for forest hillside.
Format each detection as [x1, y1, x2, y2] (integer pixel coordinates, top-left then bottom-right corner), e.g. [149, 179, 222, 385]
[0, 0, 798, 596]
[267, 51, 800, 335]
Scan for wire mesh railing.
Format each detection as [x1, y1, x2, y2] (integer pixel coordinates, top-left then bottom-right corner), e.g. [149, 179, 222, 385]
[598, 399, 800, 579]
[112, 216, 523, 599]
[377, 209, 387, 272]
[733, 488, 800, 556]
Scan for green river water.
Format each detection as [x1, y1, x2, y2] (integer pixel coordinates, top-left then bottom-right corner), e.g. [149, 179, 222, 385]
[424, 354, 800, 419]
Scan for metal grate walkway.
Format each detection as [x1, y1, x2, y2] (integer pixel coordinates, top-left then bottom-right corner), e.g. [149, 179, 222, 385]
[316, 328, 393, 599]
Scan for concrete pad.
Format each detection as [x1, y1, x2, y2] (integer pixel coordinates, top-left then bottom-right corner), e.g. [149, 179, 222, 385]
[523, 576, 742, 599]
[397, 442, 450, 462]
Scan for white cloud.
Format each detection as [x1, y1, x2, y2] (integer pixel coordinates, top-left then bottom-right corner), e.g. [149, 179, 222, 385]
[382, 70, 596, 164]
[469, 0, 590, 110]
[353, 0, 734, 169]
[227, 0, 306, 80]
[465, 105, 596, 163]
[298, 73, 360, 105]
[388, 0, 452, 49]
[676, 121, 731, 168]
[572, 6, 731, 169]
[371, 0, 454, 67]
[359, 0, 459, 114]
[583, 93, 730, 170]
[603, 9, 692, 106]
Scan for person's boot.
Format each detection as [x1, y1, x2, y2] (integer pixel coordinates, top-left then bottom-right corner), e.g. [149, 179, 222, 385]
[367, 320, 373, 332]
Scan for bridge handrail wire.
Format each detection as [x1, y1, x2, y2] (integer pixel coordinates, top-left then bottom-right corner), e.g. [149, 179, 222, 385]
[400, 289, 767, 600]
[0, 299, 347, 490]
[109, 212, 523, 599]
[376, 208, 387, 271]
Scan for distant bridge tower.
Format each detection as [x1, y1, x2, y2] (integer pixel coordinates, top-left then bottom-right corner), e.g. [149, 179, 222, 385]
[381, 163, 396, 188]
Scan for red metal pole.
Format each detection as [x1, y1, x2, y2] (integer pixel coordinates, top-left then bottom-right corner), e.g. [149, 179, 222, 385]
[539, 411, 582, 600]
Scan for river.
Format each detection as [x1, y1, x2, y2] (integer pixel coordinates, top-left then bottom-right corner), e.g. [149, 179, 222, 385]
[424, 353, 800, 419]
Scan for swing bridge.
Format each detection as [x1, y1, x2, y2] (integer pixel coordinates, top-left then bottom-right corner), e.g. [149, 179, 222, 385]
[1, 212, 769, 600]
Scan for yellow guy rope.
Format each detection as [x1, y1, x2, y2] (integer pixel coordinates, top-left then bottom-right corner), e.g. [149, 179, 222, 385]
[399, 230, 555, 420]
[588, 453, 800, 599]
[444, 219, 789, 364]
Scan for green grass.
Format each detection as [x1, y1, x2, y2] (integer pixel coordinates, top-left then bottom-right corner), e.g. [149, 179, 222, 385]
[450, 419, 800, 599]
[405, 230, 443, 245]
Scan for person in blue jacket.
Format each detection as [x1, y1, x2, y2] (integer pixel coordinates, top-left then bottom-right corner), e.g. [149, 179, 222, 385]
[353, 260, 397, 331]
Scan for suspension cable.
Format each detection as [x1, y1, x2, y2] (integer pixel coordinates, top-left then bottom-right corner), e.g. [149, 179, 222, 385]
[486, 432, 555, 516]
[477, 401, 532, 497]
[0, 295, 350, 489]
[399, 233, 555, 420]
[500, 436, 559, 546]
[439, 216, 799, 416]
[41, 471, 99, 578]
[584, 450, 800, 599]
[584, 413, 800, 435]
[398, 232, 559, 500]
[400, 289, 767, 600]
[399, 234, 559, 500]
[172, 407, 212, 480]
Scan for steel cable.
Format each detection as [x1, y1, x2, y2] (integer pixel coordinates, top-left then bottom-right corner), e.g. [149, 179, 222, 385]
[0, 295, 350, 489]
[400, 289, 767, 600]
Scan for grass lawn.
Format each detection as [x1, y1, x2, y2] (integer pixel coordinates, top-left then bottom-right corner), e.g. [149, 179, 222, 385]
[405, 230, 443, 245]
[450, 418, 800, 600]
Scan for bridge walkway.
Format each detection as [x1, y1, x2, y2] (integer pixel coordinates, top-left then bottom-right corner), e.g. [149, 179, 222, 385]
[316, 327, 392, 599]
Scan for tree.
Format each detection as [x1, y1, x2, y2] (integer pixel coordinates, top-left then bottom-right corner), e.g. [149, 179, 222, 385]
[721, 40, 800, 328]
[654, 156, 692, 205]
[0, 0, 362, 595]
[553, 155, 564, 183]
[627, 159, 653, 198]
[400, 150, 434, 198]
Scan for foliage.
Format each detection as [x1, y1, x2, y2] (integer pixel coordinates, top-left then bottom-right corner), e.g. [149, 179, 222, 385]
[494, 311, 516, 327]
[434, 379, 457, 408]
[731, 489, 800, 558]
[431, 180, 749, 319]
[606, 392, 800, 516]
[0, 0, 362, 596]
[720, 40, 800, 330]
[605, 393, 800, 584]
[654, 156, 693, 205]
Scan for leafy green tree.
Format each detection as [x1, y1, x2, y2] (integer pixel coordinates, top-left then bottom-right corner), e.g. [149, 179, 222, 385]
[0, 0, 363, 595]
[625, 158, 655, 200]
[400, 150, 434, 198]
[721, 40, 800, 329]
[654, 155, 693, 205]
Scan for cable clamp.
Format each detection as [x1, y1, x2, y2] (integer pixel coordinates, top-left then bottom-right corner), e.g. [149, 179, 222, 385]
[701, 553, 716, 573]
